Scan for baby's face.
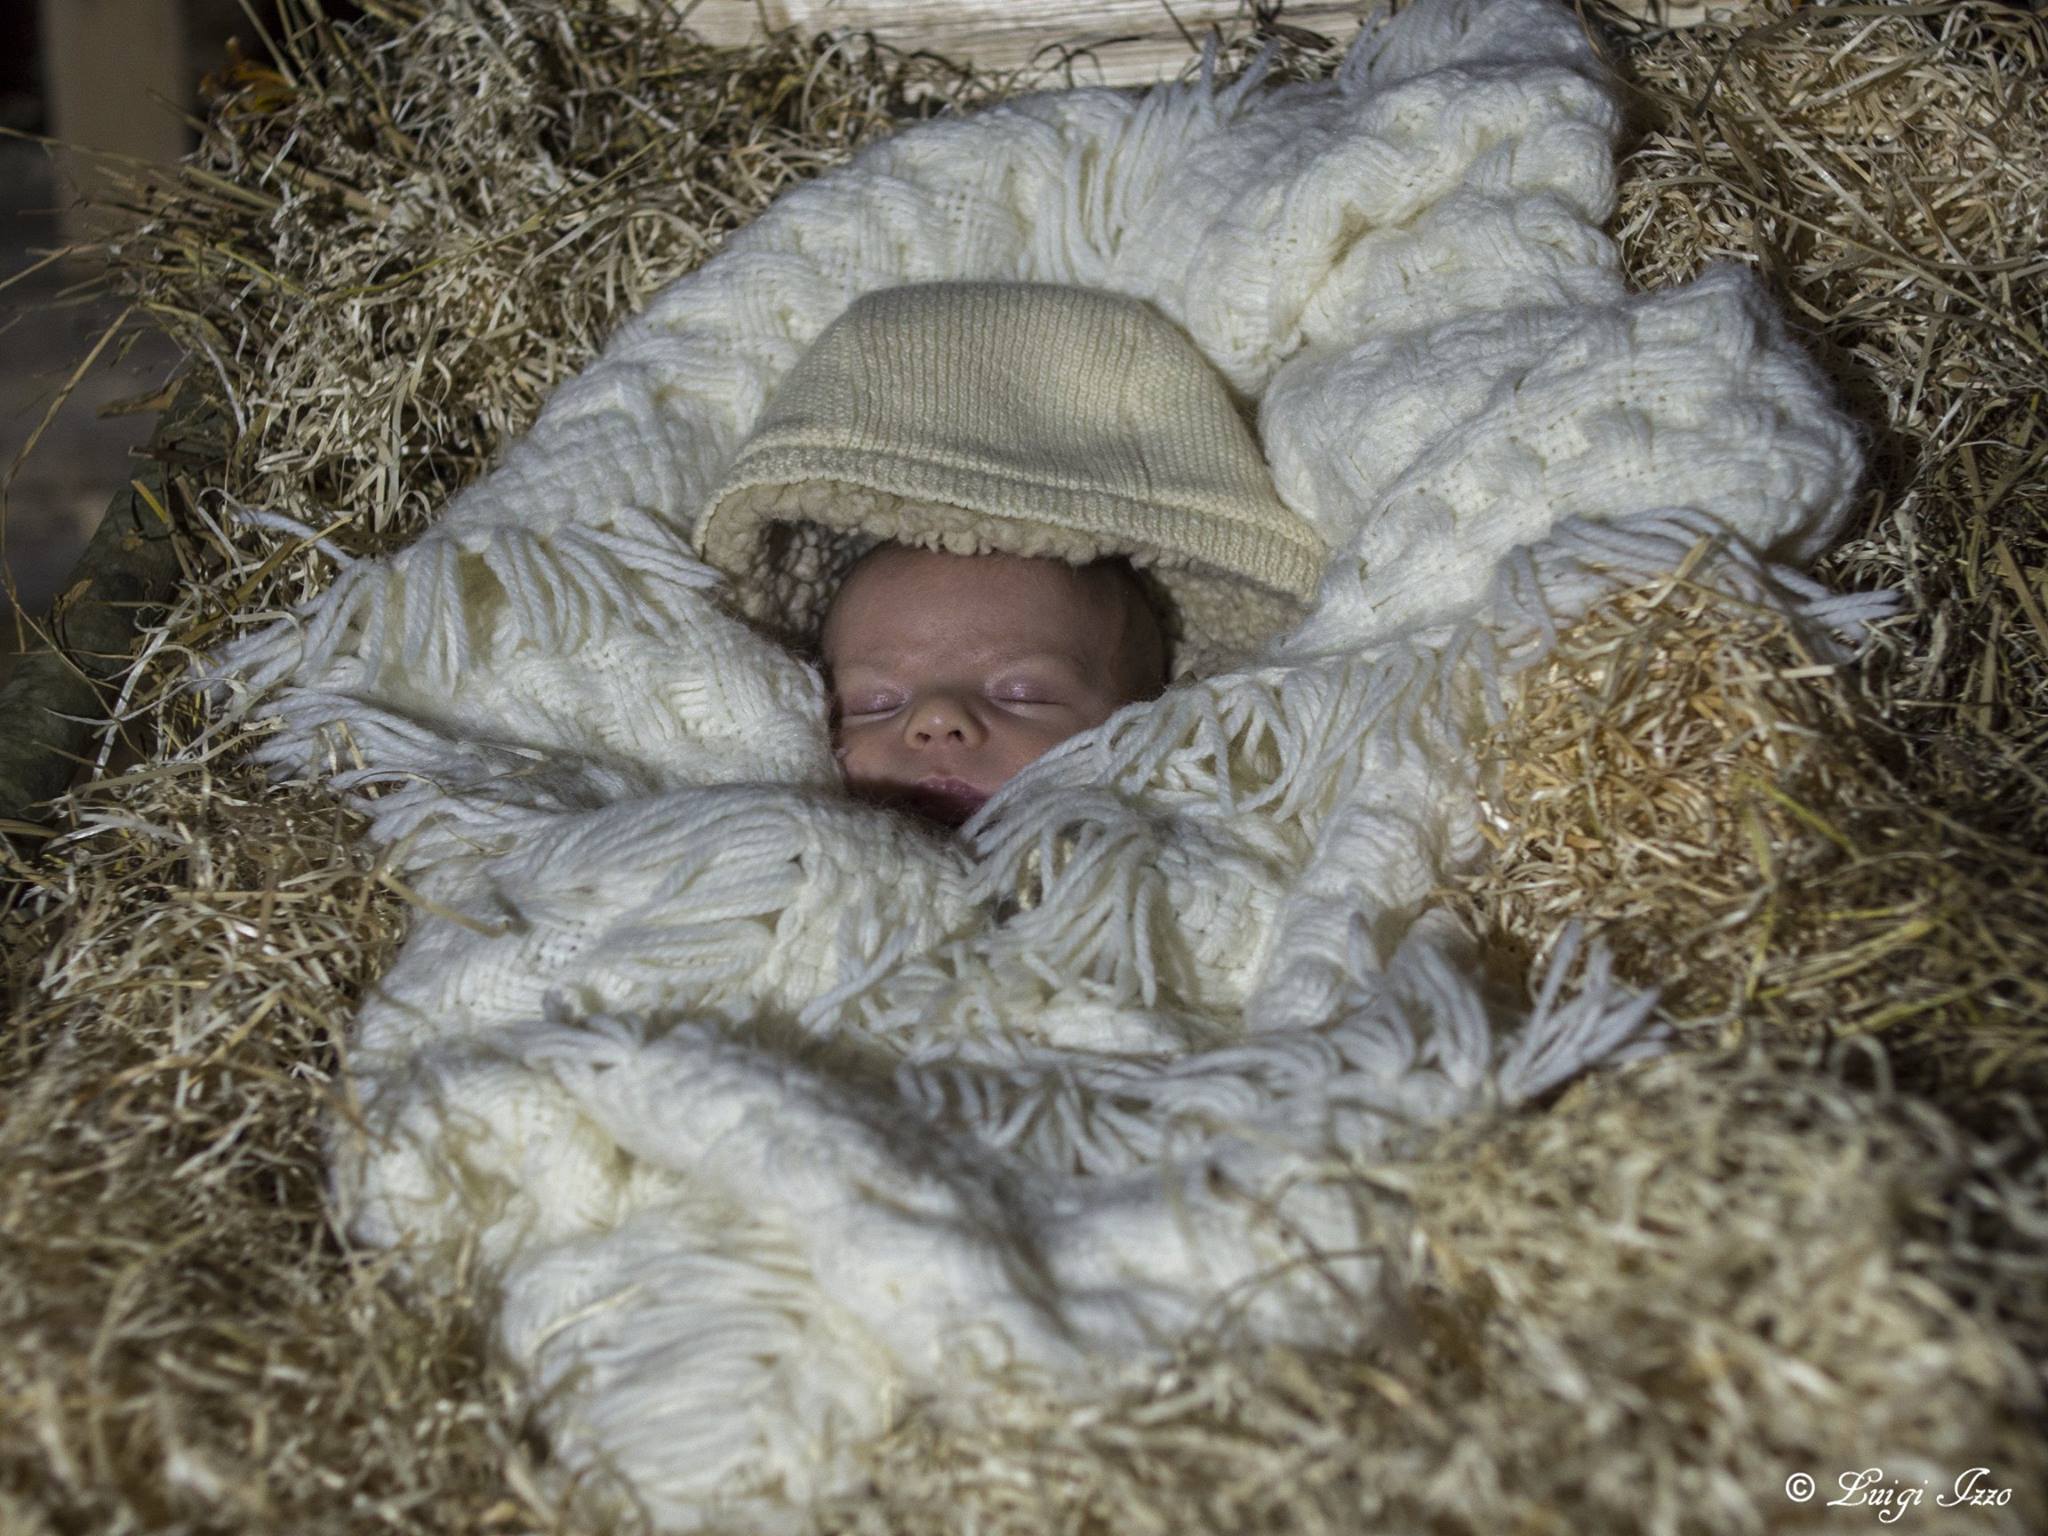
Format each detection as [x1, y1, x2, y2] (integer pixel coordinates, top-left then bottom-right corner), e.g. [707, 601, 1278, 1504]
[821, 546, 1164, 826]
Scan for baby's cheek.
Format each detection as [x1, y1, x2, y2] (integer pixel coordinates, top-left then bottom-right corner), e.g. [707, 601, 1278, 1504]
[991, 718, 1083, 783]
[835, 730, 893, 790]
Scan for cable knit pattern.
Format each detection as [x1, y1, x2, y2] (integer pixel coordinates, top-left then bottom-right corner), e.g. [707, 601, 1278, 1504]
[217, 1, 1881, 1525]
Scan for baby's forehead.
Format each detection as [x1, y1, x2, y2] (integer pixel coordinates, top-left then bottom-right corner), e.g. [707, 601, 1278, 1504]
[831, 644, 1101, 688]
[823, 549, 1118, 648]
[823, 611, 1104, 676]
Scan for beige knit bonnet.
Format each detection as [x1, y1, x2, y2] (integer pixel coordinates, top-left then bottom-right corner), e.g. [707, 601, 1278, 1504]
[694, 281, 1326, 674]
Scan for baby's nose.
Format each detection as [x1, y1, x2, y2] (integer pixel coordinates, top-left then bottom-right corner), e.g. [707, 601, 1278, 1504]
[905, 692, 983, 747]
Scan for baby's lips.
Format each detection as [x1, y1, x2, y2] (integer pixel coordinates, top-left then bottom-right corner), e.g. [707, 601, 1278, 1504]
[907, 776, 989, 827]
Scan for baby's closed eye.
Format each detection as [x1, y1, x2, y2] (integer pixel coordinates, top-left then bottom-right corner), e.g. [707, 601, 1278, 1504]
[990, 679, 1056, 702]
[835, 689, 1064, 717]
[835, 687, 906, 719]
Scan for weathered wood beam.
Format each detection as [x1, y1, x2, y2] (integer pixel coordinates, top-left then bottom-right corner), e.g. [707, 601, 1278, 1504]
[37, 0, 190, 241]
[658, 1, 1371, 84]
[650, 2, 1744, 85]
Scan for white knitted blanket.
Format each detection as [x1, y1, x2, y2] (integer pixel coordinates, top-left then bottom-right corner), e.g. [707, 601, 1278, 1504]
[223, 0, 1880, 1525]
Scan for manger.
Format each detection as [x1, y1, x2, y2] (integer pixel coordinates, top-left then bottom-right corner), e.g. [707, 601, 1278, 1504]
[2, 1, 2044, 1531]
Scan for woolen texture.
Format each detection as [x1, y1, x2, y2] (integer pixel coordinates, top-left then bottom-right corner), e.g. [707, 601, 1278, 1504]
[697, 281, 1326, 667]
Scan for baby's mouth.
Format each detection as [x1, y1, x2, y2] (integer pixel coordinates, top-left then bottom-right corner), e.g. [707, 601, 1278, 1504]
[904, 775, 989, 828]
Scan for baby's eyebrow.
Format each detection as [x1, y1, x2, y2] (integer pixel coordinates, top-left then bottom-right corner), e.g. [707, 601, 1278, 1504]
[988, 649, 1090, 675]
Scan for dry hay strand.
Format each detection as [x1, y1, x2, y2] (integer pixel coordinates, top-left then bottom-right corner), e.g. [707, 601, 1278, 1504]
[839, 1051, 2048, 1535]
[1443, 0, 2048, 1117]
[98, 0, 1001, 649]
[0, 758, 632, 1532]
[1450, 568, 2048, 1112]
[1592, 0, 2048, 839]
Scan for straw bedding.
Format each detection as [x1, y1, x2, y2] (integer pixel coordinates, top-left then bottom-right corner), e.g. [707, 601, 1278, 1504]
[3, 0, 2046, 1531]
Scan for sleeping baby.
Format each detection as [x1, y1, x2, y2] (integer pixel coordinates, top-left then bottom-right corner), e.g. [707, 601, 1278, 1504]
[692, 280, 1329, 825]
[820, 545, 1166, 825]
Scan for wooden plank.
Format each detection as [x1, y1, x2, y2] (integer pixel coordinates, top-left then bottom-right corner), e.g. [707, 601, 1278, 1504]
[657, 1, 1372, 85]
[37, 0, 190, 238]
[1607, 1, 1750, 23]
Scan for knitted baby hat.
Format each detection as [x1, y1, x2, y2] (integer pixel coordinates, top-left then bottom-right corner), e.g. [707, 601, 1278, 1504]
[694, 282, 1326, 673]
